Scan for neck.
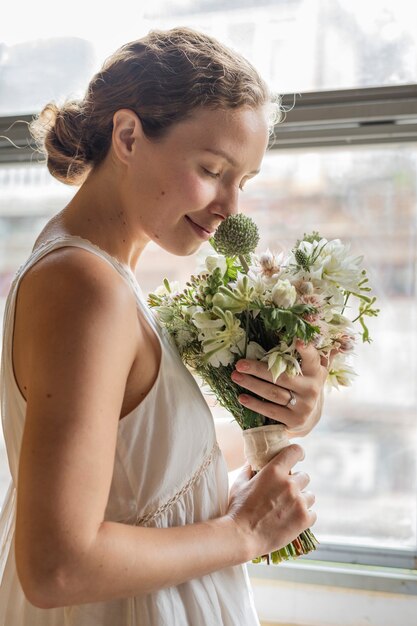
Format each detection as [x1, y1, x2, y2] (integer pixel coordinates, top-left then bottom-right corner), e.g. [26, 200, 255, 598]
[57, 164, 150, 272]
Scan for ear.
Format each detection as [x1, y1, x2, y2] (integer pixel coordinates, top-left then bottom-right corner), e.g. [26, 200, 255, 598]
[112, 109, 143, 165]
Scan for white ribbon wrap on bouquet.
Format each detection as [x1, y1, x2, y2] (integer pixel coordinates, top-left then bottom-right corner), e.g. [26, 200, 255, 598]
[242, 424, 290, 471]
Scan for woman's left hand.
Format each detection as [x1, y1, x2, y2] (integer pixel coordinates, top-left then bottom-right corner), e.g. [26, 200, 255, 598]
[230, 340, 335, 438]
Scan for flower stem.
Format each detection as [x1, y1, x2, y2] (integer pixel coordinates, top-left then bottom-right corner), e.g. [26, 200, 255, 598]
[238, 254, 249, 273]
[244, 307, 250, 358]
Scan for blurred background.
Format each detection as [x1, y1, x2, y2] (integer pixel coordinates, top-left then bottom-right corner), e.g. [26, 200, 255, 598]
[1, 0, 416, 604]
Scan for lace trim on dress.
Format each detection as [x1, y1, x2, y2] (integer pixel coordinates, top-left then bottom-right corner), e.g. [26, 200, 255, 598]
[135, 440, 220, 526]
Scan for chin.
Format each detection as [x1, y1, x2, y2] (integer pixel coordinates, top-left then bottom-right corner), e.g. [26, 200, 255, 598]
[157, 239, 201, 257]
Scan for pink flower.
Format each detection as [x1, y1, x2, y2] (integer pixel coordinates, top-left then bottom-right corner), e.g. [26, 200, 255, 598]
[293, 279, 314, 295]
[258, 249, 283, 277]
[300, 293, 326, 323]
[333, 333, 355, 353]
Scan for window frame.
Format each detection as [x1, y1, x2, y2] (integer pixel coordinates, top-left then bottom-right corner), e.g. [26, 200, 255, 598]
[1, 83, 417, 579]
[274, 84, 417, 149]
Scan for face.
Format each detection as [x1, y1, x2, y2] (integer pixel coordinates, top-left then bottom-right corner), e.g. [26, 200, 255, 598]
[120, 105, 270, 255]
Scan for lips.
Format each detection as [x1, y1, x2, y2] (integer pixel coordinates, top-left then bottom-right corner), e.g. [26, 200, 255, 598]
[185, 216, 217, 240]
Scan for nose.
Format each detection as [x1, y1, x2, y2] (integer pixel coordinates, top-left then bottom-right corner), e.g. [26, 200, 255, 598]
[214, 183, 240, 220]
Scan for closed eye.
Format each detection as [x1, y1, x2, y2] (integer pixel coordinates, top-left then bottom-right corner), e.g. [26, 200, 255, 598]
[202, 166, 249, 192]
[202, 167, 221, 179]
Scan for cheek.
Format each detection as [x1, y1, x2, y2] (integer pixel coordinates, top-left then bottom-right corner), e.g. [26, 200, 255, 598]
[182, 173, 213, 204]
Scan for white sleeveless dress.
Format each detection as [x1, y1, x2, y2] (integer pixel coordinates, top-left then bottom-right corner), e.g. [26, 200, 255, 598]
[0, 235, 260, 626]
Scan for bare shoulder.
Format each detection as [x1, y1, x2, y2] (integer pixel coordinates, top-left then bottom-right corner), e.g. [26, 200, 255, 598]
[17, 244, 138, 330]
[13, 245, 139, 403]
[20, 244, 131, 300]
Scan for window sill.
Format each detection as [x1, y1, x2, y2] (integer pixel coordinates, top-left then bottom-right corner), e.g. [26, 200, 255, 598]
[247, 560, 417, 626]
[247, 558, 417, 594]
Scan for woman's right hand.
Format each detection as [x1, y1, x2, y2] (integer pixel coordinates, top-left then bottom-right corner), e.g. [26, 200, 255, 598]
[225, 444, 316, 560]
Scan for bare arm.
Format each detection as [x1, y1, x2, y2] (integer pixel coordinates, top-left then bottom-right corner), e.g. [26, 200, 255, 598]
[15, 249, 314, 610]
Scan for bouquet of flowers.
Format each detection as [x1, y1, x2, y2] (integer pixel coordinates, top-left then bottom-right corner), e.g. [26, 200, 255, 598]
[148, 214, 379, 564]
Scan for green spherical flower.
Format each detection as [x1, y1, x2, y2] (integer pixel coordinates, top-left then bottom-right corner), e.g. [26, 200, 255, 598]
[212, 214, 259, 256]
[294, 248, 310, 271]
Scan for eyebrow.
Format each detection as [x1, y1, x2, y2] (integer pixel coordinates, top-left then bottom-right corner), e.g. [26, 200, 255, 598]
[203, 148, 260, 175]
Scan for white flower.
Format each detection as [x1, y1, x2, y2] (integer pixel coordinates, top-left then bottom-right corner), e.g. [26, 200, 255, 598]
[328, 313, 356, 333]
[197, 308, 246, 367]
[245, 341, 266, 360]
[293, 238, 364, 292]
[212, 274, 254, 313]
[259, 249, 284, 275]
[250, 250, 285, 288]
[176, 329, 195, 348]
[327, 353, 357, 388]
[192, 311, 224, 330]
[246, 271, 269, 301]
[206, 346, 236, 367]
[271, 279, 297, 309]
[154, 280, 181, 297]
[205, 254, 228, 276]
[186, 305, 204, 318]
[260, 342, 302, 383]
[155, 305, 176, 323]
[320, 240, 364, 291]
[211, 292, 244, 313]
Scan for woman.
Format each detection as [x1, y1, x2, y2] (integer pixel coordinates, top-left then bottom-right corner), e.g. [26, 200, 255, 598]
[0, 27, 327, 625]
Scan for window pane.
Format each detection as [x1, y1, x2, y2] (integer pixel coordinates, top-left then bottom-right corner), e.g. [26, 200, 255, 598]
[2, 0, 417, 115]
[225, 144, 416, 552]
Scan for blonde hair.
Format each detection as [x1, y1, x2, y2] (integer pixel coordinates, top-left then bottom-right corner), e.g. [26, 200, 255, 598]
[30, 27, 280, 185]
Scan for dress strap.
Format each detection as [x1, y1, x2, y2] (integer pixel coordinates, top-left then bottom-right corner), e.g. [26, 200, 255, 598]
[0, 482, 16, 584]
[15, 234, 137, 287]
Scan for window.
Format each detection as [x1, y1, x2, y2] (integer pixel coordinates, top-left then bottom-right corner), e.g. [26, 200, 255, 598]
[243, 144, 417, 563]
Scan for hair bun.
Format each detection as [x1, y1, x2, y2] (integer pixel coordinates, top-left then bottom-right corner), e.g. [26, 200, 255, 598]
[30, 100, 91, 185]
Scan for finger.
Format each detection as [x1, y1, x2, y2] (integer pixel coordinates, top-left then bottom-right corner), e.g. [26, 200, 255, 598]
[231, 370, 293, 407]
[236, 461, 254, 483]
[235, 358, 274, 383]
[296, 340, 322, 376]
[237, 393, 311, 431]
[266, 443, 305, 472]
[302, 490, 315, 508]
[290, 471, 311, 491]
[307, 509, 317, 527]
